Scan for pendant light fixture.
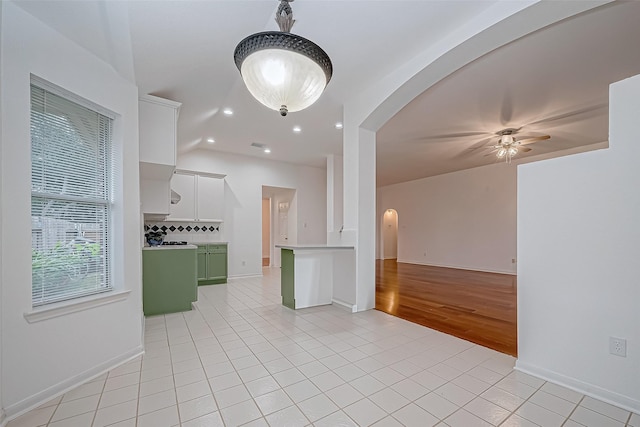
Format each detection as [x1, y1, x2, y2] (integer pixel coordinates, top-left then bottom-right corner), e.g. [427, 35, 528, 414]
[234, 0, 333, 116]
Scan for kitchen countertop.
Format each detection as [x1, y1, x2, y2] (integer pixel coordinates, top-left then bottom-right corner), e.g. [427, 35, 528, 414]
[275, 244, 354, 250]
[143, 244, 198, 250]
[190, 242, 228, 245]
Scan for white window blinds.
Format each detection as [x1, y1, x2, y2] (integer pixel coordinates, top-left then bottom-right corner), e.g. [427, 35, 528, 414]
[31, 84, 113, 306]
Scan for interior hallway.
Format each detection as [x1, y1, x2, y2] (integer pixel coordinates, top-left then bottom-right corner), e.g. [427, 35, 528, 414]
[7, 268, 637, 427]
[376, 260, 517, 356]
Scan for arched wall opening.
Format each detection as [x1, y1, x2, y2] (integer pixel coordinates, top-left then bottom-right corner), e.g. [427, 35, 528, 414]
[381, 209, 398, 260]
[338, 1, 608, 312]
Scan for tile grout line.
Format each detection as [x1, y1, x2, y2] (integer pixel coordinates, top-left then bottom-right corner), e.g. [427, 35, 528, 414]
[181, 306, 225, 425]
[88, 367, 109, 427]
[494, 375, 547, 426]
[560, 394, 586, 427]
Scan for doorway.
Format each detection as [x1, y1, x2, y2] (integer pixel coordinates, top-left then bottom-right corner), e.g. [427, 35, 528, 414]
[382, 209, 398, 260]
[262, 186, 297, 268]
[262, 199, 270, 266]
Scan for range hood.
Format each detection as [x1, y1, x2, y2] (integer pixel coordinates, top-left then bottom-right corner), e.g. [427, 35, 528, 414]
[170, 189, 181, 205]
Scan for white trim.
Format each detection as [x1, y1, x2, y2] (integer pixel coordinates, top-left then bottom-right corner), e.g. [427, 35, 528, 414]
[4, 347, 143, 421]
[331, 299, 357, 313]
[228, 273, 263, 280]
[31, 74, 118, 119]
[0, 409, 6, 427]
[174, 169, 226, 179]
[24, 290, 131, 323]
[515, 360, 640, 413]
[163, 218, 223, 223]
[398, 259, 516, 275]
[139, 94, 182, 110]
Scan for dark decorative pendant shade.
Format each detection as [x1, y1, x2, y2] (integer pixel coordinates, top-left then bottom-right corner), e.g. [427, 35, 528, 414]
[233, 0, 333, 116]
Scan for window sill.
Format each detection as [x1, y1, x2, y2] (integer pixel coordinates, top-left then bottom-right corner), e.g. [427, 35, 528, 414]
[24, 290, 131, 323]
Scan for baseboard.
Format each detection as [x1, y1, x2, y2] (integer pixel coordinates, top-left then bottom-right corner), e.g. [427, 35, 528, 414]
[198, 278, 227, 285]
[398, 259, 516, 275]
[228, 273, 263, 280]
[515, 360, 640, 413]
[4, 346, 144, 422]
[331, 298, 357, 313]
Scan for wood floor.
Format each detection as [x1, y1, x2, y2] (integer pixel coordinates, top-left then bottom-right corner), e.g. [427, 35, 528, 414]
[376, 259, 517, 356]
[262, 257, 270, 267]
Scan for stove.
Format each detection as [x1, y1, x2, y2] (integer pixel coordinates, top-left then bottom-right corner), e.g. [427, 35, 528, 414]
[161, 241, 189, 246]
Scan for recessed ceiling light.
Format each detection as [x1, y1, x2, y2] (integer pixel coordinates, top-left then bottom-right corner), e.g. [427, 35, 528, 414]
[206, 138, 215, 143]
[335, 122, 343, 129]
[293, 126, 301, 133]
[223, 108, 234, 116]
[264, 148, 271, 153]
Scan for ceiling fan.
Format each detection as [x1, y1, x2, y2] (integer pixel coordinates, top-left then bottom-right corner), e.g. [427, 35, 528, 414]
[489, 128, 550, 163]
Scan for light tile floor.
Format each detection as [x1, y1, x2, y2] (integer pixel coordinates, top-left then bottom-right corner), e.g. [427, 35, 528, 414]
[8, 268, 639, 427]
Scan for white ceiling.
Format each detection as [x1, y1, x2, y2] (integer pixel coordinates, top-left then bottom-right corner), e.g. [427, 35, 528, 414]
[14, 1, 640, 187]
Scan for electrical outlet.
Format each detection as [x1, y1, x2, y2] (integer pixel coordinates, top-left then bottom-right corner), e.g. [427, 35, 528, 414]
[511, 258, 517, 264]
[609, 337, 627, 357]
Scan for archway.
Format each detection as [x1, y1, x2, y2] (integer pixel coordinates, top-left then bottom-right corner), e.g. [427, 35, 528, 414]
[381, 209, 398, 260]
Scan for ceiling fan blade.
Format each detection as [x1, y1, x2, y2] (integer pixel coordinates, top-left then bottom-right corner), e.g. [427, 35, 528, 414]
[518, 135, 550, 145]
[521, 147, 533, 152]
[527, 103, 607, 127]
[500, 89, 513, 125]
[467, 137, 495, 150]
[453, 137, 496, 160]
[412, 131, 492, 141]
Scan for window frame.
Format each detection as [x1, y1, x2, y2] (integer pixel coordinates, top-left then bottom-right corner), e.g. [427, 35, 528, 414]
[29, 77, 116, 307]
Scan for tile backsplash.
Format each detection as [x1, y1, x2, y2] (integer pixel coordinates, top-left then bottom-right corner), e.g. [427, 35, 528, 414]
[144, 221, 224, 244]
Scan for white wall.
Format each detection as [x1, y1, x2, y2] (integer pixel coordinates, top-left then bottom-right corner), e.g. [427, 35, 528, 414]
[517, 74, 640, 412]
[177, 150, 326, 278]
[261, 199, 270, 259]
[378, 163, 517, 274]
[326, 155, 343, 243]
[0, 1, 4, 421]
[0, 2, 143, 417]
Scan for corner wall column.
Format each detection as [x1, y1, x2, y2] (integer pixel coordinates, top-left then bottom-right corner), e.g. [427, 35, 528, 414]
[341, 124, 376, 312]
[326, 154, 343, 244]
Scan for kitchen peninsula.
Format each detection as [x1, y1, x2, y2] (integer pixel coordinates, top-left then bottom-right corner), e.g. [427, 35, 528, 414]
[276, 244, 355, 311]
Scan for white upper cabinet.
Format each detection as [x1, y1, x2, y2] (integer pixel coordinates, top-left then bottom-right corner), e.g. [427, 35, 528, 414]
[168, 170, 225, 222]
[139, 95, 181, 178]
[197, 175, 224, 221]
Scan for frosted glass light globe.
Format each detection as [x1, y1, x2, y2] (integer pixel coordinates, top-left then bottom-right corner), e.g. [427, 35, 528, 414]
[234, 31, 332, 116]
[241, 49, 327, 115]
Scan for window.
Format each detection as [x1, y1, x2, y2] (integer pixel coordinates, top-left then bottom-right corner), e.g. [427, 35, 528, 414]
[30, 82, 113, 306]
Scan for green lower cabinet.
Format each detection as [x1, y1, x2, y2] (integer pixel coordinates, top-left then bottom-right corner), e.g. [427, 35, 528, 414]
[197, 249, 208, 281]
[197, 243, 228, 285]
[142, 248, 197, 316]
[281, 248, 295, 309]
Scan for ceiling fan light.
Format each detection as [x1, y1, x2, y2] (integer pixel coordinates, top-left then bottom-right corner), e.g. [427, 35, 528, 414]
[508, 146, 518, 156]
[497, 147, 507, 158]
[501, 134, 515, 144]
